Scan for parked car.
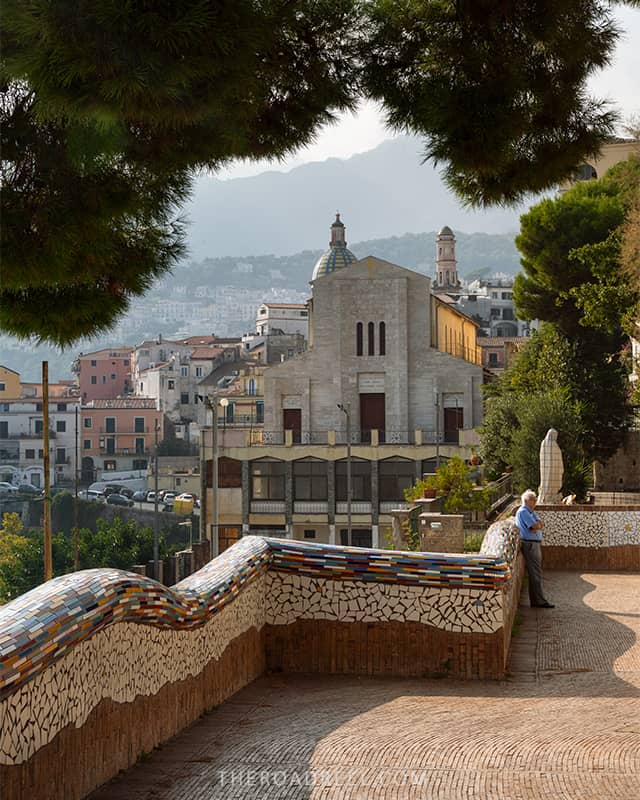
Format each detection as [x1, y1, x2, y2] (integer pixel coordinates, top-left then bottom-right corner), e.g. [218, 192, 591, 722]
[175, 493, 196, 502]
[17, 484, 43, 496]
[132, 490, 147, 503]
[0, 482, 18, 495]
[146, 491, 157, 503]
[162, 492, 177, 503]
[106, 493, 134, 507]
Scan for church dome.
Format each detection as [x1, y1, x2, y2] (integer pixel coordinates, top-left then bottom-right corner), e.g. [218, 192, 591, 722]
[438, 225, 454, 237]
[311, 213, 357, 280]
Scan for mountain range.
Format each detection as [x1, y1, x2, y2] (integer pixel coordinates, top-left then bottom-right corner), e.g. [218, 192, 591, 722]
[185, 135, 532, 260]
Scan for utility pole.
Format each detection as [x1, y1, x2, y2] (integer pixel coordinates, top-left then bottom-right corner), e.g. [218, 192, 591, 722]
[153, 418, 160, 580]
[74, 404, 79, 571]
[42, 361, 52, 581]
[211, 398, 219, 558]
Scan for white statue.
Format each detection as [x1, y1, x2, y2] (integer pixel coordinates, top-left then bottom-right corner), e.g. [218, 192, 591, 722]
[538, 428, 563, 504]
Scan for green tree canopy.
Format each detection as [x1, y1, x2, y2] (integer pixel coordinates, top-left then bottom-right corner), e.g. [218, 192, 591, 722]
[2, 0, 637, 343]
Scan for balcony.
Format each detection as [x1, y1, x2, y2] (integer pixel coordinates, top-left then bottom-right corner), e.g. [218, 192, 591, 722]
[99, 428, 151, 434]
[250, 500, 286, 514]
[246, 430, 443, 447]
[293, 501, 328, 514]
[99, 448, 151, 457]
[335, 501, 372, 514]
[379, 501, 412, 514]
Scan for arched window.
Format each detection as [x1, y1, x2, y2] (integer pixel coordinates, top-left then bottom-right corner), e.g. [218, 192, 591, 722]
[356, 322, 363, 356]
[379, 322, 386, 356]
[247, 378, 256, 396]
[368, 322, 375, 355]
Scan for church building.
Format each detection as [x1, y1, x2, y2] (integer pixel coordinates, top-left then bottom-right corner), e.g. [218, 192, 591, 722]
[202, 215, 484, 554]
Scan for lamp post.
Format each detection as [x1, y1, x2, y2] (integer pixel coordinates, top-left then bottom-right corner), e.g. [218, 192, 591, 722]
[204, 395, 228, 559]
[153, 418, 160, 581]
[434, 388, 441, 469]
[337, 403, 352, 545]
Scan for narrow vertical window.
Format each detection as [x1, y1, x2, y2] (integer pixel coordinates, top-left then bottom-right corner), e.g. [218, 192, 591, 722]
[368, 322, 375, 355]
[356, 322, 363, 356]
[379, 322, 386, 356]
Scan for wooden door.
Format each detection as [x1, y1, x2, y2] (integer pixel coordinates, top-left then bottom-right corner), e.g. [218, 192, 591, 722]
[283, 408, 302, 443]
[359, 393, 385, 442]
[444, 407, 463, 443]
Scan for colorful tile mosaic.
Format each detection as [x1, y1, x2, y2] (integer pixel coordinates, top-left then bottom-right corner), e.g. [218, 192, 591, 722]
[265, 538, 512, 590]
[0, 530, 519, 765]
[480, 518, 521, 566]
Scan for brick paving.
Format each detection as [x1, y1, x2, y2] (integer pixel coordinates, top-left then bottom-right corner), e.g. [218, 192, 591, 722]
[89, 572, 640, 800]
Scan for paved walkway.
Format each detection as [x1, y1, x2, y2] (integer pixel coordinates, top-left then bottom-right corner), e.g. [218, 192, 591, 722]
[90, 572, 640, 799]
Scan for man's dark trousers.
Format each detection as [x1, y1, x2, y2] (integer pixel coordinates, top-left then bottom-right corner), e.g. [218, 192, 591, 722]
[521, 540, 547, 606]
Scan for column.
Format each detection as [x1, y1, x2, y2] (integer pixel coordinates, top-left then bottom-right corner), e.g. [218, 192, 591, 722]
[371, 459, 379, 525]
[241, 460, 250, 534]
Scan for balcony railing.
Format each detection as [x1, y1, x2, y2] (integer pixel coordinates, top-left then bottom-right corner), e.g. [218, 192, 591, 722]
[99, 428, 151, 434]
[293, 501, 328, 514]
[335, 501, 372, 514]
[99, 448, 151, 456]
[0, 430, 57, 440]
[250, 500, 286, 513]
[222, 428, 469, 447]
[379, 501, 412, 513]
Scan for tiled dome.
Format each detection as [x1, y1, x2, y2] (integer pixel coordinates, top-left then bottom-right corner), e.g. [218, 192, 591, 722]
[311, 213, 357, 280]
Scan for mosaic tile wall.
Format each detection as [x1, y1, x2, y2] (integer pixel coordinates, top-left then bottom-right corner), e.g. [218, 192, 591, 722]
[0, 578, 265, 765]
[265, 574, 504, 633]
[540, 509, 640, 548]
[0, 526, 518, 766]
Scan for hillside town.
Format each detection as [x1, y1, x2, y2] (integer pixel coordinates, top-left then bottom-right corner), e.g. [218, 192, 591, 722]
[0, 220, 538, 547]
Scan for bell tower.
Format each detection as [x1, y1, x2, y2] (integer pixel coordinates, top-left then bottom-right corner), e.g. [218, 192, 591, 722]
[434, 225, 459, 291]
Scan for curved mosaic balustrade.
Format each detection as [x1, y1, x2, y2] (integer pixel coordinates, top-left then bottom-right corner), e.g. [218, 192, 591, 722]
[0, 536, 514, 702]
[0, 536, 272, 701]
[0, 530, 518, 769]
[266, 537, 512, 589]
[479, 517, 521, 566]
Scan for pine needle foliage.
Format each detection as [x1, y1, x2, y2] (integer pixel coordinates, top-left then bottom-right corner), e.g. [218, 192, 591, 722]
[1, 0, 636, 343]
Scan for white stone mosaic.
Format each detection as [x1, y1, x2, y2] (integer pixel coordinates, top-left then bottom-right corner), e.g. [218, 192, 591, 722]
[607, 511, 640, 546]
[541, 510, 640, 548]
[265, 573, 504, 634]
[0, 576, 267, 766]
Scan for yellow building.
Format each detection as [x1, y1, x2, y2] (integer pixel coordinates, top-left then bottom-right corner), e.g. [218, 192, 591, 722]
[560, 138, 640, 191]
[0, 366, 21, 399]
[430, 295, 482, 365]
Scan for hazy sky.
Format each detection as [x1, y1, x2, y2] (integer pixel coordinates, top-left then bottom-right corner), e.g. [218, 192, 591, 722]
[219, 6, 639, 181]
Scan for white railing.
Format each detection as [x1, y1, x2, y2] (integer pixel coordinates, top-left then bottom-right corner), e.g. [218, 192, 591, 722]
[250, 500, 286, 513]
[379, 501, 412, 514]
[336, 501, 372, 514]
[293, 501, 328, 514]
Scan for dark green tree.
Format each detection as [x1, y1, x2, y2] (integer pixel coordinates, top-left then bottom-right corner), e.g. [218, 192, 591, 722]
[2, 1, 638, 343]
[480, 388, 589, 498]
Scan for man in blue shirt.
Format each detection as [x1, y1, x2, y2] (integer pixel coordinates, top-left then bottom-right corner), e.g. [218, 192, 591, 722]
[515, 490, 554, 608]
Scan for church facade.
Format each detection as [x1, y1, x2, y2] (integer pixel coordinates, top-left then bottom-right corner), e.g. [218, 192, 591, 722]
[203, 216, 484, 554]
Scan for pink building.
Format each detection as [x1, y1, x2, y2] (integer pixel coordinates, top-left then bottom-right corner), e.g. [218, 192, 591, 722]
[80, 398, 162, 483]
[72, 347, 133, 402]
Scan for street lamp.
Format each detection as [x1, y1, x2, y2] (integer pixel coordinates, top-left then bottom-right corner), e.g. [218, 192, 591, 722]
[433, 388, 441, 469]
[153, 418, 161, 581]
[337, 403, 352, 545]
[201, 395, 229, 559]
